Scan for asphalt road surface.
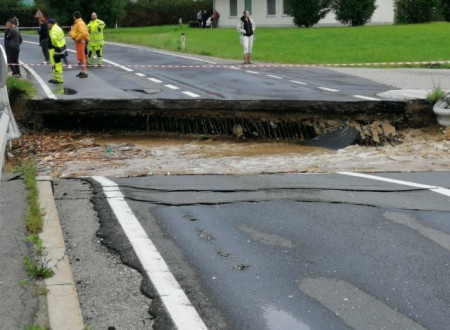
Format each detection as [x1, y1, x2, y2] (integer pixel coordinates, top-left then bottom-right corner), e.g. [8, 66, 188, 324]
[55, 172, 450, 329]
[18, 35, 394, 102]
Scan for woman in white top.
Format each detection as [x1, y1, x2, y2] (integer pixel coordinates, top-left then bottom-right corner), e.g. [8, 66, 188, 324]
[237, 10, 255, 64]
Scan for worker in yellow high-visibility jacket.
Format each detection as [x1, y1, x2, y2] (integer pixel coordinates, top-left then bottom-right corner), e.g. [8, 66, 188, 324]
[87, 12, 106, 67]
[47, 18, 67, 84]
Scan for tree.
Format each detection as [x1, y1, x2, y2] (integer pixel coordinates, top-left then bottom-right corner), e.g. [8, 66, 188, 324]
[331, 0, 376, 26]
[442, 0, 450, 21]
[394, 0, 437, 24]
[35, 0, 127, 26]
[287, 0, 332, 28]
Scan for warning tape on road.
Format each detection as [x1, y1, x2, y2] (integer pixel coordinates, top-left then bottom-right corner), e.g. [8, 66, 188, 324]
[7, 60, 450, 69]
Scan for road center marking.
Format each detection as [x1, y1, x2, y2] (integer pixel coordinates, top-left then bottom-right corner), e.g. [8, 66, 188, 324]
[103, 59, 134, 72]
[165, 84, 180, 90]
[246, 70, 259, 74]
[267, 74, 283, 79]
[148, 77, 162, 83]
[135, 72, 146, 77]
[92, 177, 207, 330]
[339, 172, 450, 197]
[353, 95, 380, 101]
[290, 80, 307, 85]
[182, 91, 200, 98]
[319, 87, 339, 92]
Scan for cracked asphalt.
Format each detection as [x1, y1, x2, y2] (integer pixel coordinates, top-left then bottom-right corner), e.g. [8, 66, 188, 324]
[53, 172, 450, 329]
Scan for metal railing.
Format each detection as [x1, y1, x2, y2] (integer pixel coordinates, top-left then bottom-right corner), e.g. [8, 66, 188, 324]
[0, 45, 21, 182]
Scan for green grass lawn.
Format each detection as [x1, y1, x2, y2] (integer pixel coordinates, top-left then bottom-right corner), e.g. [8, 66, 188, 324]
[104, 22, 450, 65]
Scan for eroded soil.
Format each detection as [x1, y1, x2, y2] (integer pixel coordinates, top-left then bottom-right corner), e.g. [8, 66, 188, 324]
[6, 127, 449, 178]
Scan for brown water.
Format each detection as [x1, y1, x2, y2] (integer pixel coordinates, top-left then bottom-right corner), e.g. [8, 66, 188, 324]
[94, 135, 329, 158]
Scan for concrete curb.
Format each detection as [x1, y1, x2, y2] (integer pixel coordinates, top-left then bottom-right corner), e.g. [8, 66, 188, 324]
[37, 176, 84, 330]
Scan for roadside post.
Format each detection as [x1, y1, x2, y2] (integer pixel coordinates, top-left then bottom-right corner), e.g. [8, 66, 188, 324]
[181, 33, 186, 50]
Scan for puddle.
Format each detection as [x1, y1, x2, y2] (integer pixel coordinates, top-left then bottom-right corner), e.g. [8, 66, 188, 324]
[94, 135, 329, 158]
[263, 305, 311, 330]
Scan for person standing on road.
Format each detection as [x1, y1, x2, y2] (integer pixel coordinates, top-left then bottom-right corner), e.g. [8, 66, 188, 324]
[237, 10, 255, 65]
[47, 18, 67, 84]
[38, 16, 50, 64]
[87, 12, 105, 67]
[4, 18, 22, 78]
[70, 11, 89, 78]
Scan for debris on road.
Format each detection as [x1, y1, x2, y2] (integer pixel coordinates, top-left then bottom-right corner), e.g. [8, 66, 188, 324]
[5, 126, 449, 178]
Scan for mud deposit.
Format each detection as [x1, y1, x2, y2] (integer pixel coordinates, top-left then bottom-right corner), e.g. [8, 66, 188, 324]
[6, 127, 449, 178]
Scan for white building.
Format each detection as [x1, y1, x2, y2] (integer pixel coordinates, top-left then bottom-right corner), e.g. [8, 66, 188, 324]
[213, 0, 394, 27]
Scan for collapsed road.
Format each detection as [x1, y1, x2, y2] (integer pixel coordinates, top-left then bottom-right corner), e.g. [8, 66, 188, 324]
[14, 35, 437, 141]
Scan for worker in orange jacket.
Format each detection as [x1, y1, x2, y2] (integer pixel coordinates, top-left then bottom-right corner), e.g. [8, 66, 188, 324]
[70, 11, 89, 78]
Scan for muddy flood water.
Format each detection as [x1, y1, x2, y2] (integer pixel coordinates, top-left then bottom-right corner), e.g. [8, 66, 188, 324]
[6, 127, 450, 178]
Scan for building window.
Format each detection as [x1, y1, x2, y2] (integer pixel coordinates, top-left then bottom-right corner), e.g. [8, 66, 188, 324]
[283, 0, 291, 15]
[245, 0, 252, 14]
[230, 0, 237, 17]
[267, 0, 276, 16]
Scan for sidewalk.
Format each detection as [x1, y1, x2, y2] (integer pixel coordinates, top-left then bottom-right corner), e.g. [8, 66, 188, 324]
[0, 173, 41, 328]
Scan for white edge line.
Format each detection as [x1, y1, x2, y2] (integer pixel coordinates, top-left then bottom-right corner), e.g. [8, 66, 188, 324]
[339, 172, 450, 197]
[182, 91, 200, 98]
[165, 84, 180, 90]
[319, 87, 339, 92]
[105, 41, 217, 64]
[353, 95, 380, 101]
[92, 177, 208, 330]
[20, 61, 57, 100]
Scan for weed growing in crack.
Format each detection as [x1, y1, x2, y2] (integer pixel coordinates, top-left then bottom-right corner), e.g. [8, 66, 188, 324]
[26, 234, 44, 256]
[33, 285, 49, 296]
[427, 86, 445, 104]
[23, 256, 54, 280]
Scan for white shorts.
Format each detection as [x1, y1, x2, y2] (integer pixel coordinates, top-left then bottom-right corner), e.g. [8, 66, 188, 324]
[241, 35, 254, 54]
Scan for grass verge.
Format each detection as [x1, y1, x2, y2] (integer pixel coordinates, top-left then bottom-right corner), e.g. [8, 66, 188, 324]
[104, 22, 450, 66]
[6, 76, 36, 98]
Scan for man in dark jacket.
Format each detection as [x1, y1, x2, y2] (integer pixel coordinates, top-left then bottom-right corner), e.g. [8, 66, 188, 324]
[4, 18, 22, 78]
[38, 17, 50, 64]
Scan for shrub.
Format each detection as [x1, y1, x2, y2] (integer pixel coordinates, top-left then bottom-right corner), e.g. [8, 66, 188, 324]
[120, 0, 213, 27]
[442, 0, 450, 21]
[287, 0, 332, 27]
[394, 0, 438, 24]
[331, 0, 377, 26]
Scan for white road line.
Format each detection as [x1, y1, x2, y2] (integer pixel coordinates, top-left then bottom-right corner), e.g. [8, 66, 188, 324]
[92, 177, 208, 330]
[165, 84, 180, 90]
[319, 87, 339, 92]
[353, 95, 380, 101]
[229, 66, 242, 70]
[148, 77, 162, 83]
[339, 172, 450, 197]
[246, 70, 259, 74]
[23, 40, 40, 45]
[290, 80, 307, 85]
[182, 91, 200, 98]
[267, 74, 283, 79]
[20, 61, 56, 100]
[105, 41, 217, 64]
[135, 73, 146, 77]
[102, 59, 134, 72]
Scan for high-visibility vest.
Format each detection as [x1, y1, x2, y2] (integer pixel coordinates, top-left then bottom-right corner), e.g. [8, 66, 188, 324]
[87, 19, 105, 45]
[49, 23, 66, 50]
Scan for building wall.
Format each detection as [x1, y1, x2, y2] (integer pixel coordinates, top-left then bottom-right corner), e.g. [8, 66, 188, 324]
[213, 0, 394, 28]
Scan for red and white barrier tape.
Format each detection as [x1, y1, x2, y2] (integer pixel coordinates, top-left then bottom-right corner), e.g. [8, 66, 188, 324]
[7, 60, 450, 69]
